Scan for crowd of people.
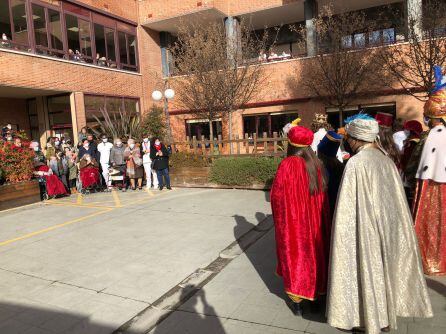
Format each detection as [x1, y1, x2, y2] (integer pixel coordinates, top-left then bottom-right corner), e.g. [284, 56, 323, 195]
[1, 125, 172, 199]
[270, 66, 446, 334]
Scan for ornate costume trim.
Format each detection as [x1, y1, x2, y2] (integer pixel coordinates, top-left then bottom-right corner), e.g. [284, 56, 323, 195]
[288, 139, 310, 148]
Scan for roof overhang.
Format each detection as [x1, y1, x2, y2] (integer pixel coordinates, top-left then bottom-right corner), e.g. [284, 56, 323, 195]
[142, 7, 227, 34]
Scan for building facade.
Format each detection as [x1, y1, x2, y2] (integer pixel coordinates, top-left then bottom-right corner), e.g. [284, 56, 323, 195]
[0, 0, 430, 146]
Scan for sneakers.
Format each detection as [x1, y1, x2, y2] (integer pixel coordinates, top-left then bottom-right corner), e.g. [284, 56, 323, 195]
[167, 186, 172, 190]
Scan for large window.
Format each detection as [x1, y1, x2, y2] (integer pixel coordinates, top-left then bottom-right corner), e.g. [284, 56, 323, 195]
[185, 119, 222, 140]
[48, 95, 73, 140]
[11, 0, 29, 47]
[85, 95, 140, 130]
[243, 112, 299, 138]
[326, 103, 396, 129]
[0, 0, 138, 71]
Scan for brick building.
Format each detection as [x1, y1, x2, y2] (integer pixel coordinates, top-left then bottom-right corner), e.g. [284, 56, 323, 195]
[0, 0, 430, 146]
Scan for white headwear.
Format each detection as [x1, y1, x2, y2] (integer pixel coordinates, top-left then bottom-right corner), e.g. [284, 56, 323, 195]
[346, 118, 379, 143]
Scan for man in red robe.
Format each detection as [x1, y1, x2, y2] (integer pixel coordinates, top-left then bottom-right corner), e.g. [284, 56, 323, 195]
[271, 123, 330, 316]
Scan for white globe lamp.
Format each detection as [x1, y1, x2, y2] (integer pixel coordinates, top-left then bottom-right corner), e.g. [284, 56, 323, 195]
[164, 88, 175, 100]
[152, 90, 163, 101]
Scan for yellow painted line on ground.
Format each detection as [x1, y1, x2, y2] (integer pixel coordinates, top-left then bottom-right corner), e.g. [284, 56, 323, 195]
[76, 193, 83, 205]
[111, 189, 122, 208]
[0, 208, 113, 247]
[44, 202, 116, 210]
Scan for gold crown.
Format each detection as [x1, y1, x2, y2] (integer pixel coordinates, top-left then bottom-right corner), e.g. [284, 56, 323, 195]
[313, 113, 328, 123]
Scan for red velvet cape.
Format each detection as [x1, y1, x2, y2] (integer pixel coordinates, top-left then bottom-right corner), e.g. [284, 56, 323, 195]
[37, 165, 67, 196]
[271, 156, 330, 300]
[80, 167, 100, 189]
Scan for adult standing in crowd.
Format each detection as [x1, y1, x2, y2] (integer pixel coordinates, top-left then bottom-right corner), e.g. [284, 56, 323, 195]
[124, 138, 144, 190]
[86, 133, 99, 161]
[150, 137, 171, 190]
[392, 117, 408, 153]
[317, 131, 344, 219]
[400, 120, 424, 205]
[110, 138, 127, 191]
[78, 127, 88, 145]
[45, 137, 57, 161]
[141, 135, 158, 189]
[270, 123, 330, 316]
[97, 134, 113, 191]
[327, 116, 432, 334]
[413, 66, 446, 276]
[78, 138, 96, 160]
[375, 112, 401, 168]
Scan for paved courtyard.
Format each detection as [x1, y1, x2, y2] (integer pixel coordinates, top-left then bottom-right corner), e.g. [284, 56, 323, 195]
[0, 188, 444, 334]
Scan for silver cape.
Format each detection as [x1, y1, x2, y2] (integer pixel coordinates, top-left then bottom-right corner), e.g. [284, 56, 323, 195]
[327, 146, 433, 334]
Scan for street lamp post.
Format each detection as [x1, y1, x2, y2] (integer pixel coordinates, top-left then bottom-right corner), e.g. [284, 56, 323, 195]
[152, 87, 175, 143]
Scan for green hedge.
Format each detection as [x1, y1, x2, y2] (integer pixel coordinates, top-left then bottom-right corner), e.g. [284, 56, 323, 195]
[209, 157, 281, 187]
[170, 152, 213, 168]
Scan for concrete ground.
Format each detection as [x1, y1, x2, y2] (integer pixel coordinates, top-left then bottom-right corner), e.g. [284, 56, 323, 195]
[0, 188, 443, 334]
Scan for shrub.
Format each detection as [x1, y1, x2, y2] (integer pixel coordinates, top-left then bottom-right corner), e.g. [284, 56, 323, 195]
[209, 157, 281, 187]
[0, 141, 35, 183]
[170, 152, 212, 168]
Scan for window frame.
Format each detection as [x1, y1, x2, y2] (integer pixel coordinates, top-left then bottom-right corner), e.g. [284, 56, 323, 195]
[30, 1, 65, 57]
[117, 30, 137, 71]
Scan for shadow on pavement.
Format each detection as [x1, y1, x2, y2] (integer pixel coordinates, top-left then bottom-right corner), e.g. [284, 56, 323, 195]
[152, 286, 226, 334]
[233, 213, 328, 324]
[426, 277, 446, 298]
[0, 302, 116, 334]
[264, 190, 271, 203]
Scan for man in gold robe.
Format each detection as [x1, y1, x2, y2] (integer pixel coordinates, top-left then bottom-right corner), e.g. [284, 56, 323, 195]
[327, 116, 432, 334]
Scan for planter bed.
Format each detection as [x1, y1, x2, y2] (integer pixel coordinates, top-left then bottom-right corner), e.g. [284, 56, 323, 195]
[169, 167, 271, 190]
[0, 180, 41, 211]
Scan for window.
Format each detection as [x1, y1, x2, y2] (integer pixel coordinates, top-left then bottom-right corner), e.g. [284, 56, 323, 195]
[326, 104, 396, 129]
[243, 112, 299, 138]
[11, 0, 28, 47]
[186, 119, 222, 140]
[0, 0, 12, 43]
[84, 95, 140, 130]
[32, 5, 48, 50]
[65, 14, 80, 52]
[341, 35, 352, 49]
[48, 9, 63, 51]
[118, 31, 137, 71]
[118, 32, 127, 65]
[354, 33, 366, 48]
[369, 30, 381, 46]
[48, 95, 73, 140]
[27, 98, 39, 141]
[78, 19, 92, 61]
[94, 23, 105, 62]
[383, 28, 395, 44]
[105, 27, 116, 64]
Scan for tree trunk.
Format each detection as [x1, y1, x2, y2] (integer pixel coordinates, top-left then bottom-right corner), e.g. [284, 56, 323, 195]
[228, 111, 233, 154]
[209, 119, 214, 152]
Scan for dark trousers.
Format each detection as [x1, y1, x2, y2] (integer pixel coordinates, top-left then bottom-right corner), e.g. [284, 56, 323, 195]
[156, 168, 170, 188]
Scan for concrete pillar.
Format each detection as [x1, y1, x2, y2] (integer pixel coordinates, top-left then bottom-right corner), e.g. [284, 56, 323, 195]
[406, 0, 422, 40]
[160, 32, 171, 77]
[304, 0, 318, 57]
[70, 92, 86, 146]
[224, 16, 240, 65]
[36, 97, 50, 149]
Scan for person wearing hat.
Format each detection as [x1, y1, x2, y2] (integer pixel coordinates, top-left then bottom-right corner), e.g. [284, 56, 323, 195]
[413, 65, 446, 276]
[326, 116, 432, 334]
[375, 112, 401, 167]
[317, 131, 344, 218]
[97, 134, 114, 191]
[270, 122, 330, 316]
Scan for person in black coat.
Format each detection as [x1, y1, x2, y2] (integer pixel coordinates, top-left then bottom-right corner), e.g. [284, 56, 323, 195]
[150, 137, 171, 190]
[78, 138, 98, 161]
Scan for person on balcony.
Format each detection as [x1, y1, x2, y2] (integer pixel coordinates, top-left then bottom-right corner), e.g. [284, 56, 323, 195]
[270, 121, 330, 316]
[327, 116, 432, 334]
[150, 138, 171, 191]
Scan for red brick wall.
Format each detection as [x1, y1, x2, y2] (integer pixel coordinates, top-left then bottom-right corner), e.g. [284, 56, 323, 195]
[0, 50, 143, 97]
[76, 0, 138, 22]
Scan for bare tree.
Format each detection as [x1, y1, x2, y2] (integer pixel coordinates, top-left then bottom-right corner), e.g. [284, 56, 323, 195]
[294, 7, 383, 119]
[378, 0, 446, 100]
[170, 19, 272, 152]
